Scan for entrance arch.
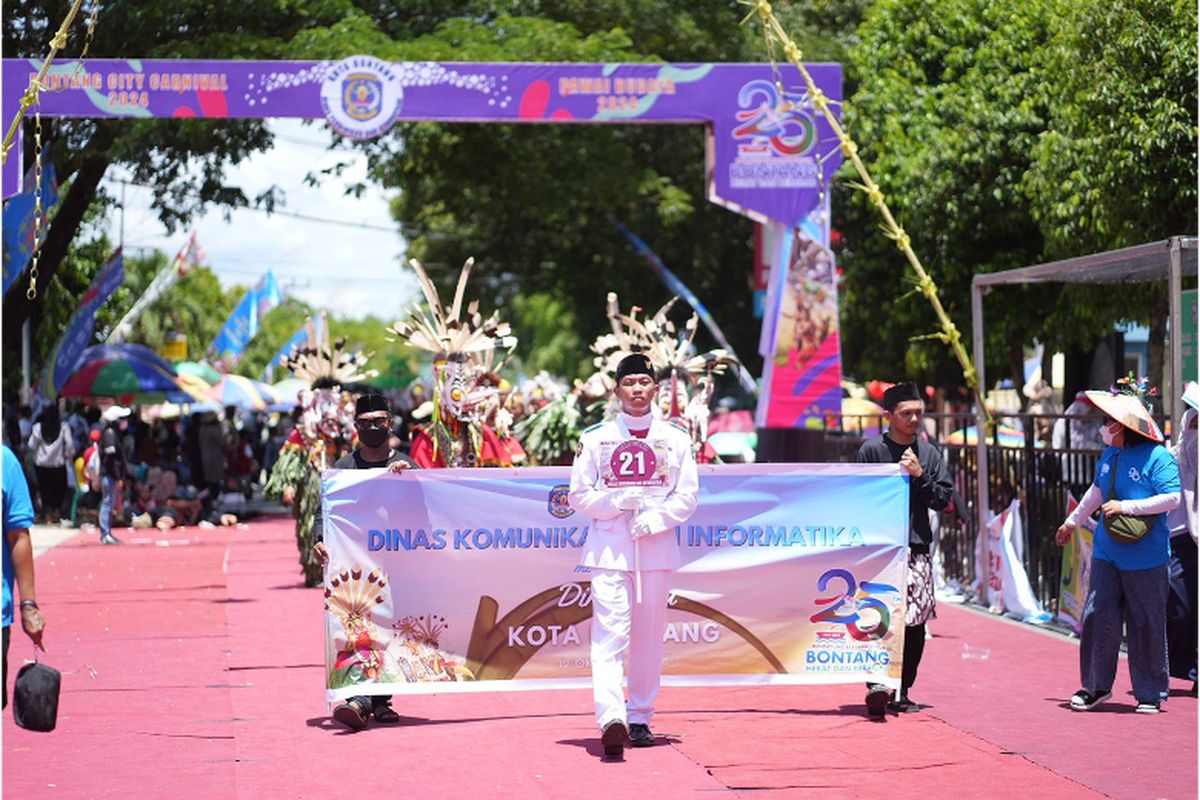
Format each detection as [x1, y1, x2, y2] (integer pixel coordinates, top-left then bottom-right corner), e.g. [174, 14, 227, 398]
[3, 56, 843, 426]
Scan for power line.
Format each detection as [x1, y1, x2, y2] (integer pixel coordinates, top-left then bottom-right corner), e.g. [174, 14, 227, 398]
[109, 178, 400, 233]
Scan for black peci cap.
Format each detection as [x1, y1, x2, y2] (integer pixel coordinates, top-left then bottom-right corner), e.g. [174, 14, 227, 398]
[354, 392, 390, 416]
[882, 382, 922, 411]
[615, 353, 656, 382]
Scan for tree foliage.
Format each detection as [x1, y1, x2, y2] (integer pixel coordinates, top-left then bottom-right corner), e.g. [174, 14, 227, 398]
[835, 0, 1197, 393]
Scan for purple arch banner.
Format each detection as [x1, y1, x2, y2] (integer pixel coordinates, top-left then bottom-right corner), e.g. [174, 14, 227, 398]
[2, 57, 843, 427]
[2, 58, 841, 227]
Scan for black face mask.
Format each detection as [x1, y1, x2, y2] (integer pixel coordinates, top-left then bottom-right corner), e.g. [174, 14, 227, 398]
[357, 425, 389, 448]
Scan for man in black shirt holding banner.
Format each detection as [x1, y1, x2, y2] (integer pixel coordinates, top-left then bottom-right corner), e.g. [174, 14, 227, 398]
[317, 392, 416, 730]
[857, 382, 953, 717]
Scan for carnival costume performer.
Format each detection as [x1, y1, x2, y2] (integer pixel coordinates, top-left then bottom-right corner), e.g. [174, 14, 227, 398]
[386, 258, 518, 468]
[569, 352, 699, 759]
[264, 315, 377, 587]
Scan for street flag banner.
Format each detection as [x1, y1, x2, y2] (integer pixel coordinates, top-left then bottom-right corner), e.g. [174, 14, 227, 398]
[39, 249, 126, 399]
[2, 163, 59, 297]
[1057, 491, 1095, 635]
[972, 499, 1052, 624]
[322, 463, 910, 702]
[613, 219, 757, 394]
[261, 315, 322, 382]
[207, 270, 283, 364]
[108, 231, 203, 343]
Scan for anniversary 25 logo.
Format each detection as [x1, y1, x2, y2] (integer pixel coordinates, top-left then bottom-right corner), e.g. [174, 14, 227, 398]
[809, 568, 900, 641]
[732, 79, 816, 157]
[320, 55, 404, 140]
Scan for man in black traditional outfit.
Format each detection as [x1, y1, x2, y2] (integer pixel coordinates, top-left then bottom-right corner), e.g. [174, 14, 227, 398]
[857, 382, 953, 717]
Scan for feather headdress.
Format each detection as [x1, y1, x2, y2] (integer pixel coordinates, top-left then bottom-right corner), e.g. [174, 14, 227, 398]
[282, 312, 378, 388]
[387, 257, 517, 372]
[591, 293, 740, 380]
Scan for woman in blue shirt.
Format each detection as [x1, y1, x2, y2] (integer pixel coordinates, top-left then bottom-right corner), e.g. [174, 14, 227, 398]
[1056, 385, 1181, 713]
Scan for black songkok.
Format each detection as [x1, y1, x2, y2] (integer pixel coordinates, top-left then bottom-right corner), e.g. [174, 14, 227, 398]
[615, 353, 656, 382]
[882, 382, 922, 411]
[355, 392, 390, 416]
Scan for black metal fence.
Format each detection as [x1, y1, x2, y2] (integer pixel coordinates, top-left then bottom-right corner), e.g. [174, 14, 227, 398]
[818, 412, 1136, 616]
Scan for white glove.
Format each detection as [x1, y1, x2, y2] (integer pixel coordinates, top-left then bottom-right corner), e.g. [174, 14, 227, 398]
[630, 518, 654, 540]
[614, 487, 644, 511]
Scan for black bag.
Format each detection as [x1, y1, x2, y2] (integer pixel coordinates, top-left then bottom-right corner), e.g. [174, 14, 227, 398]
[13, 661, 61, 732]
[1105, 453, 1155, 544]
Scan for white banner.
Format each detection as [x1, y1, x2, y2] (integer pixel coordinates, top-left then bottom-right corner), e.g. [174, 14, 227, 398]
[322, 463, 910, 701]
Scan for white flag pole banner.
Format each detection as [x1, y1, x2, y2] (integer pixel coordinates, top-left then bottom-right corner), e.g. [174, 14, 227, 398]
[973, 499, 1051, 624]
[321, 463, 910, 702]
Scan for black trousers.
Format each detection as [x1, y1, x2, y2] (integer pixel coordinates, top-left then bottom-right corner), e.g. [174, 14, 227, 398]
[866, 623, 926, 696]
[1167, 535, 1198, 682]
[3, 624, 9, 709]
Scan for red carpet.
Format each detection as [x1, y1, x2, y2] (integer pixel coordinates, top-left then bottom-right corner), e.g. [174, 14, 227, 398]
[4, 516, 1196, 799]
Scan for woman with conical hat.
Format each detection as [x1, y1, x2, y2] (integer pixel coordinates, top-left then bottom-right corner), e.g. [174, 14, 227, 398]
[1056, 377, 1181, 713]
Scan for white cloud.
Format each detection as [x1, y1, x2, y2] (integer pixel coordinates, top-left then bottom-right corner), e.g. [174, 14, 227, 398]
[109, 118, 418, 322]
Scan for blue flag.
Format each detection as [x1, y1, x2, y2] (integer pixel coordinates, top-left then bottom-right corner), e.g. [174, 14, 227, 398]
[39, 249, 126, 399]
[208, 271, 283, 365]
[3, 164, 60, 297]
[260, 316, 321, 381]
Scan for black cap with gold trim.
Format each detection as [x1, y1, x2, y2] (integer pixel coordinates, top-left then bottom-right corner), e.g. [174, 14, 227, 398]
[615, 353, 655, 382]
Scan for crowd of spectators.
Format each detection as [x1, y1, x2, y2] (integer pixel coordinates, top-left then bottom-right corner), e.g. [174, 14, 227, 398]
[1, 399, 288, 536]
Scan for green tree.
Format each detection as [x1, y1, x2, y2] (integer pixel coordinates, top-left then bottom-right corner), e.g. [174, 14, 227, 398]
[834, 0, 1196, 394]
[96, 257, 237, 361]
[507, 291, 591, 380]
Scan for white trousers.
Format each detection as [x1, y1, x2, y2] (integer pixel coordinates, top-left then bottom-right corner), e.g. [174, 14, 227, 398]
[590, 567, 671, 729]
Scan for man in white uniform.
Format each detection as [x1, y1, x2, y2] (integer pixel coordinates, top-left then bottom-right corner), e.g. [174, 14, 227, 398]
[569, 353, 699, 759]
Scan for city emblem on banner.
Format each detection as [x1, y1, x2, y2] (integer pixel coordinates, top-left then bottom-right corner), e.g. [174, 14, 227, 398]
[320, 55, 404, 140]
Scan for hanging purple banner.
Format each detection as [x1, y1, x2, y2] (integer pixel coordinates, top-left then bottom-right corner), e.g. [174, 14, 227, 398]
[1, 58, 842, 227]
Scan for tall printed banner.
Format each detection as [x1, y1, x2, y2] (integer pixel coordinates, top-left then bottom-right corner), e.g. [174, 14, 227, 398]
[207, 270, 282, 365]
[322, 463, 909, 702]
[39, 249, 126, 399]
[755, 206, 841, 428]
[1057, 492, 1095, 634]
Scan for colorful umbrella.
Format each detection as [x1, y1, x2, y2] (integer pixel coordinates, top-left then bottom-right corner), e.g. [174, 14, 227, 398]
[210, 375, 280, 410]
[175, 361, 223, 385]
[944, 425, 1030, 448]
[841, 397, 885, 436]
[175, 373, 218, 402]
[59, 343, 200, 404]
[271, 377, 308, 406]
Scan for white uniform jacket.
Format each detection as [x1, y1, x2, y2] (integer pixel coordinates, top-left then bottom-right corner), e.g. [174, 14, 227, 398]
[568, 416, 699, 571]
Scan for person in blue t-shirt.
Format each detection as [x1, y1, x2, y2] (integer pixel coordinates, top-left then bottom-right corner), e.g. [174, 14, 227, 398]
[3, 444, 45, 709]
[1056, 386, 1181, 714]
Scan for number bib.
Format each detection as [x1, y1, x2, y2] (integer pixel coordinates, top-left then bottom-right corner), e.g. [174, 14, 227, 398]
[600, 439, 670, 488]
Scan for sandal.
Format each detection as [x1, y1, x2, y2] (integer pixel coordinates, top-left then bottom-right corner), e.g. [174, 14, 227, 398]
[372, 701, 401, 724]
[332, 697, 370, 730]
